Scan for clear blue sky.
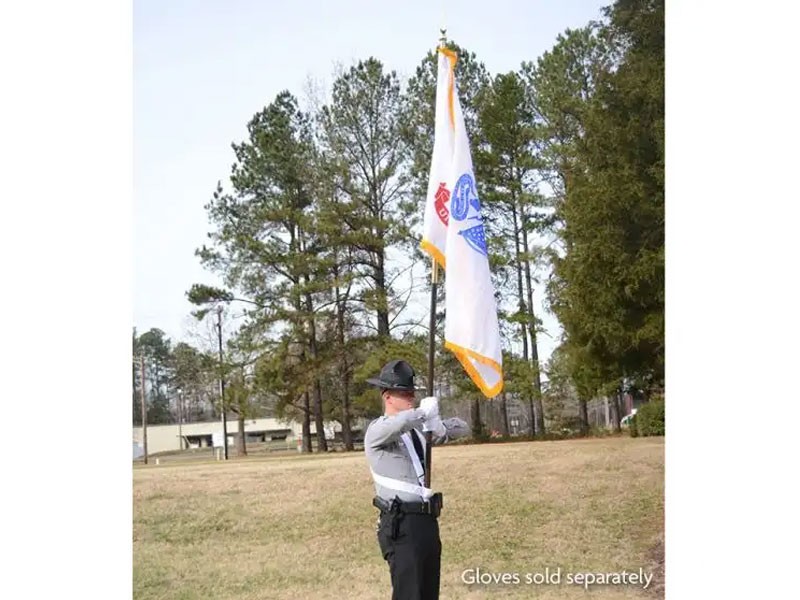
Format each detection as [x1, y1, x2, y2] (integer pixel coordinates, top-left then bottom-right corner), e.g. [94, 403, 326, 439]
[134, 0, 609, 361]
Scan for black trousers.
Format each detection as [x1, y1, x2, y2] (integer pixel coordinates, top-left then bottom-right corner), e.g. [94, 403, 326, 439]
[377, 511, 442, 600]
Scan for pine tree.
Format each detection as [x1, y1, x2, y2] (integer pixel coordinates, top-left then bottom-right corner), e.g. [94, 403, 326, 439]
[478, 70, 551, 435]
[319, 58, 412, 341]
[194, 91, 330, 451]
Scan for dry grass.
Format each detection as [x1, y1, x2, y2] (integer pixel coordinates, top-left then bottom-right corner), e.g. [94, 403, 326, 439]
[133, 437, 664, 599]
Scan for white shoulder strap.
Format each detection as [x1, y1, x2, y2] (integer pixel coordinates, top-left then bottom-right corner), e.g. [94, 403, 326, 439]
[370, 470, 434, 501]
[400, 431, 426, 486]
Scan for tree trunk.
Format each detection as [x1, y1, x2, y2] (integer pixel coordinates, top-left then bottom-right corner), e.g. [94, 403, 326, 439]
[375, 251, 390, 338]
[313, 378, 328, 452]
[510, 200, 529, 360]
[335, 276, 354, 451]
[471, 398, 483, 438]
[132, 386, 141, 426]
[511, 198, 536, 437]
[521, 208, 545, 436]
[302, 391, 312, 453]
[237, 414, 247, 456]
[488, 399, 497, 434]
[610, 391, 622, 433]
[578, 398, 589, 436]
[500, 390, 509, 437]
[528, 397, 536, 437]
[305, 290, 328, 453]
[152, 362, 160, 423]
[341, 393, 353, 451]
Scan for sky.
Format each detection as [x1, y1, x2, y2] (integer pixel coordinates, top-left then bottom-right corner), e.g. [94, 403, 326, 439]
[134, 0, 610, 362]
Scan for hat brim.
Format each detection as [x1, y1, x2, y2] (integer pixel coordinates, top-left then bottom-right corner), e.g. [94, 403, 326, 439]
[365, 378, 425, 392]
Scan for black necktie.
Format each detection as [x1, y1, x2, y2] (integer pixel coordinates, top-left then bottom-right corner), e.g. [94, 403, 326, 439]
[410, 429, 425, 471]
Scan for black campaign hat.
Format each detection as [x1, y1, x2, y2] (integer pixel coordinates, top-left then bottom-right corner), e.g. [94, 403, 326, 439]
[365, 359, 423, 392]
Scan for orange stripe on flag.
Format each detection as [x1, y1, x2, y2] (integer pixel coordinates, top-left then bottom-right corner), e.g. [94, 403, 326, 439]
[420, 239, 446, 271]
[438, 47, 458, 131]
[444, 341, 504, 398]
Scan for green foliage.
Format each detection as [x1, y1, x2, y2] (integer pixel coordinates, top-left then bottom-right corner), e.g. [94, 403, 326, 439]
[628, 414, 639, 437]
[350, 336, 428, 415]
[521, 24, 610, 207]
[477, 70, 548, 434]
[138, 328, 171, 364]
[252, 337, 307, 421]
[634, 399, 664, 437]
[503, 355, 541, 403]
[136, 328, 173, 424]
[319, 57, 413, 338]
[545, 0, 664, 398]
[196, 90, 320, 315]
[147, 396, 171, 424]
[169, 341, 218, 423]
[133, 327, 222, 426]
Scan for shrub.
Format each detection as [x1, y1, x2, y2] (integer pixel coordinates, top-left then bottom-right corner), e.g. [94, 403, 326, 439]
[635, 399, 665, 436]
[628, 414, 639, 437]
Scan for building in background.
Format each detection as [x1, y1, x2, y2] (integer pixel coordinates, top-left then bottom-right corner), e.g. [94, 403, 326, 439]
[133, 417, 366, 455]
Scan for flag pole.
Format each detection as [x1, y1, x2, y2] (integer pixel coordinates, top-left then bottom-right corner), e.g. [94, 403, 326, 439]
[424, 27, 447, 490]
[424, 258, 438, 488]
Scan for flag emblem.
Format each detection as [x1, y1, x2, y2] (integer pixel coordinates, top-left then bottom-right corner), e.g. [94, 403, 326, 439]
[459, 223, 487, 256]
[452, 173, 482, 221]
[434, 182, 451, 226]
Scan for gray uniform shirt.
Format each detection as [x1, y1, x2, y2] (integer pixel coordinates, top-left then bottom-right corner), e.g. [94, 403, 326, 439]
[364, 408, 470, 503]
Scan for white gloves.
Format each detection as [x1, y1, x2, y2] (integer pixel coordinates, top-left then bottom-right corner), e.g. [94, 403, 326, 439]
[419, 396, 439, 419]
[423, 415, 446, 437]
[419, 396, 446, 437]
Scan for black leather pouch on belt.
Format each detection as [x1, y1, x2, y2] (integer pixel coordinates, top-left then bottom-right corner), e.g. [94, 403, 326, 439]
[430, 492, 443, 517]
[389, 497, 403, 538]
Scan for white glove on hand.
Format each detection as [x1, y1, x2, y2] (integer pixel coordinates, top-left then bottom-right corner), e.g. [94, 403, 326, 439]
[419, 397, 445, 437]
[423, 414, 446, 437]
[418, 396, 439, 420]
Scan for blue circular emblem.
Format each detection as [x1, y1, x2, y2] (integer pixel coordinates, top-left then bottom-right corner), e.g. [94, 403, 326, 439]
[452, 173, 479, 221]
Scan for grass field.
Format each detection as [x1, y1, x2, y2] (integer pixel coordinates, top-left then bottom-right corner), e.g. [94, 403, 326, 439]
[133, 437, 664, 599]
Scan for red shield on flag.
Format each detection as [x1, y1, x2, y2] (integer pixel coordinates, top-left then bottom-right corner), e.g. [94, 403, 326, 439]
[435, 182, 450, 226]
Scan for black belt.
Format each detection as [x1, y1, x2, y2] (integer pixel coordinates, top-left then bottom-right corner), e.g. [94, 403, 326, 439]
[373, 494, 443, 516]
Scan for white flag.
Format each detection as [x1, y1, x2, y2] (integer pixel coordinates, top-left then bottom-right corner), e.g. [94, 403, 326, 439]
[420, 48, 457, 270]
[421, 47, 503, 398]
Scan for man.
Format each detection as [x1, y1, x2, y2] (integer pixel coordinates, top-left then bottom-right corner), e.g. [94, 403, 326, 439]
[364, 359, 469, 600]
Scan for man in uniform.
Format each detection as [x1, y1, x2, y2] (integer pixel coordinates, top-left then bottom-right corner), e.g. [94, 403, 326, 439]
[364, 359, 470, 600]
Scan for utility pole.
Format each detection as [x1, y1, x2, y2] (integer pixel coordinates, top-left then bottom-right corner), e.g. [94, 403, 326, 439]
[140, 354, 148, 465]
[216, 305, 229, 460]
[177, 388, 183, 450]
